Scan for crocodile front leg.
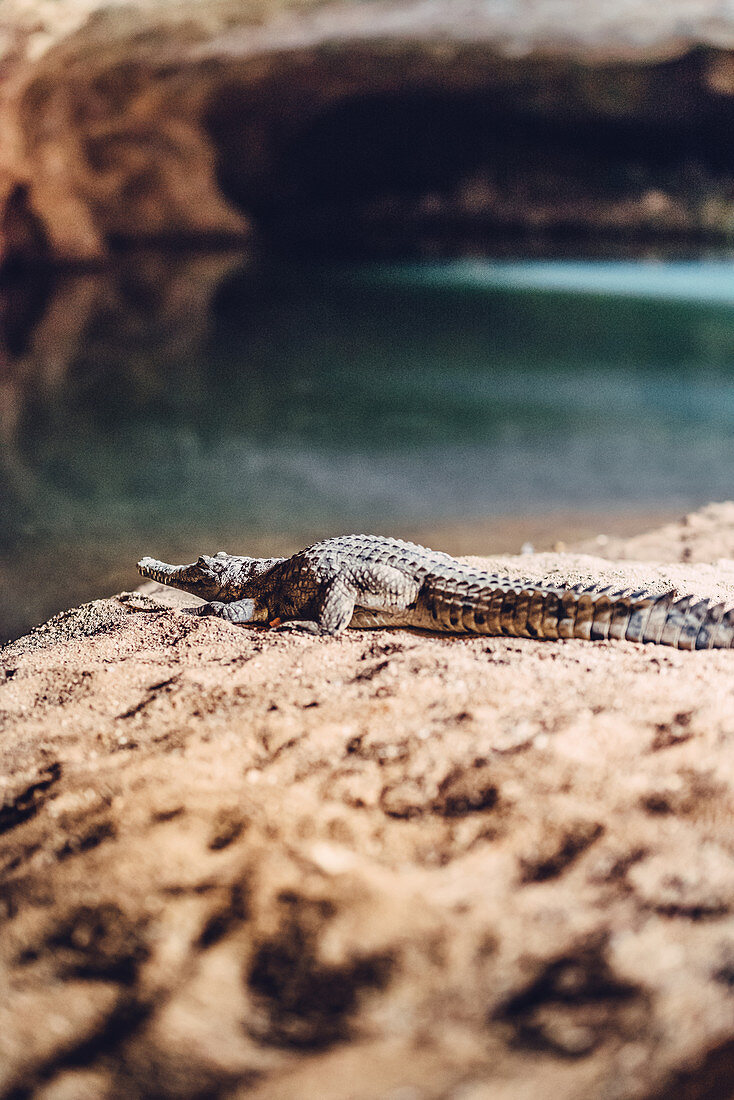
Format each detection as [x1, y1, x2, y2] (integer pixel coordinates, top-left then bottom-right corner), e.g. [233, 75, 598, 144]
[275, 576, 357, 635]
[194, 598, 260, 625]
[276, 563, 423, 634]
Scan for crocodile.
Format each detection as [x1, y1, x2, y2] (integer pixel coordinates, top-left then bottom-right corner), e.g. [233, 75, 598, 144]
[136, 534, 734, 650]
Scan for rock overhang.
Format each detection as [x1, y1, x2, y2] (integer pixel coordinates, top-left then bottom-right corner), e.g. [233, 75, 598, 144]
[3, 0, 734, 264]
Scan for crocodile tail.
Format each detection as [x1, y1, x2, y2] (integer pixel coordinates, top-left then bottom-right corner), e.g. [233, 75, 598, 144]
[565, 587, 734, 650]
[424, 577, 734, 649]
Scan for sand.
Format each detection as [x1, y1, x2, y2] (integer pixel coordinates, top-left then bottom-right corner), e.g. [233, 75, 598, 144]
[2, 504, 734, 1099]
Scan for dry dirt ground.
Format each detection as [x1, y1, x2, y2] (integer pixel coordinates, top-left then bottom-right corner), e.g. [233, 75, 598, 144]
[2, 504, 734, 1099]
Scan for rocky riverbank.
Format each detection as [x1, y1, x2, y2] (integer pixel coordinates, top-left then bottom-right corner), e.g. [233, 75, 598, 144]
[2, 504, 734, 1097]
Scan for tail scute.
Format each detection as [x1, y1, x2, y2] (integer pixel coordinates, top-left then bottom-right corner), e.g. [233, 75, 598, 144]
[574, 586, 734, 650]
[626, 590, 734, 651]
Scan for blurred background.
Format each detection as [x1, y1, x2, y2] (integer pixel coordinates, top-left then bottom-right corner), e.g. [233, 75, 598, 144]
[2, 0, 734, 640]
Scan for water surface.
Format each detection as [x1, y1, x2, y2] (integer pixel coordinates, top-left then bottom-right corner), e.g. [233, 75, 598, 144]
[2, 255, 733, 640]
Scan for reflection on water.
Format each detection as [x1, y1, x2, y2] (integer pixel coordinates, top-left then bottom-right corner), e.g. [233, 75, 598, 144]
[2, 253, 734, 640]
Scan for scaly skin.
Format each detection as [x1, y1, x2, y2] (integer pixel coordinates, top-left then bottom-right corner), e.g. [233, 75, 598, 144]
[137, 534, 734, 650]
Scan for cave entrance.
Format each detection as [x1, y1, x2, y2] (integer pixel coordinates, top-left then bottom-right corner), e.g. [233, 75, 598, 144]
[204, 51, 734, 258]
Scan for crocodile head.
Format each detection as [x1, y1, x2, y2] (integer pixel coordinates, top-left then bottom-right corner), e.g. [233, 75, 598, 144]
[137, 553, 232, 599]
[137, 551, 285, 604]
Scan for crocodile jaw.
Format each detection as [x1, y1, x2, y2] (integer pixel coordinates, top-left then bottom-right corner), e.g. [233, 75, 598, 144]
[137, 556, 223, 599]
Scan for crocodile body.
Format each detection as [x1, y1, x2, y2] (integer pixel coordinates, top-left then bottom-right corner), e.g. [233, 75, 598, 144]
[137, 534, 734, 650]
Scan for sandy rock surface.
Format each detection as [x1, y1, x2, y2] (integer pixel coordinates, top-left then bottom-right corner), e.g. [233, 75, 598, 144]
[577, 500, 734, 565]
[2, 506, 734, 1098]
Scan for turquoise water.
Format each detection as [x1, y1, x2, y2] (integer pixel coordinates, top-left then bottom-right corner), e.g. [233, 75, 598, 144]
[372, 259, 734, 303]
[2, 256, 734, 639]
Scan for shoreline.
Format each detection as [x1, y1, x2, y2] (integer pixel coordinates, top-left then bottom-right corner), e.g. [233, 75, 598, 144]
[398, 506, 686, 558]
[0, 506, 690, 644]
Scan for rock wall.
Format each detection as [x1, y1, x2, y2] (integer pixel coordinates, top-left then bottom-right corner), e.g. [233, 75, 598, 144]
[3, 0, 734, 263]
